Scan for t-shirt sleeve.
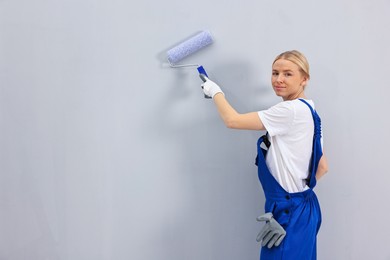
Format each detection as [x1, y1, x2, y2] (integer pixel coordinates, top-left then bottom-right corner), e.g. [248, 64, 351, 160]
[257, 101, 295, 137]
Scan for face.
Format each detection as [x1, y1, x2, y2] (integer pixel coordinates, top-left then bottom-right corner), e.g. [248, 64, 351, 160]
[271, 59, 308, 101]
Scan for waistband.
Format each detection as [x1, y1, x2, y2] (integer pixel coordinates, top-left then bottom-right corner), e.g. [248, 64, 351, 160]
[264, 188, 315, 201]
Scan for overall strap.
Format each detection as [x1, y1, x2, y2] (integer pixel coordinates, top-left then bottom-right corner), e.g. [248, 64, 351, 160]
[298, 99, 322, 140]
[298, 99, 323, 189]
[298, 98, 315, 114]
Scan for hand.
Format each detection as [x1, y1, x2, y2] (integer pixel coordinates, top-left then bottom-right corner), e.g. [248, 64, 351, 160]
[256, 212, 286, 248]
[201, 78, 224, 99]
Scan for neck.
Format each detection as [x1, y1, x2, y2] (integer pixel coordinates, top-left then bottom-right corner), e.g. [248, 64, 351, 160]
[283, 90, 306, 101]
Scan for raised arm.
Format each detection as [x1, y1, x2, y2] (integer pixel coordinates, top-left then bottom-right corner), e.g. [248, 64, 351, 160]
[213, 93, 265, 130]
[202, 79, 265, 131]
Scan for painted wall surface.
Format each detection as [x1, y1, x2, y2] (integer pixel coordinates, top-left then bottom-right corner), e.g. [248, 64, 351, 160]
[1, 0, 390, 259]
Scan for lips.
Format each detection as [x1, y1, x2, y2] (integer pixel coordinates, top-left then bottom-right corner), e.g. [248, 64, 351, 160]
[274, 85, 285, 91]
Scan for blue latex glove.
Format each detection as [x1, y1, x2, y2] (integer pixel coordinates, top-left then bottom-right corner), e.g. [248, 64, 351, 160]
[256, 212, 286, 248]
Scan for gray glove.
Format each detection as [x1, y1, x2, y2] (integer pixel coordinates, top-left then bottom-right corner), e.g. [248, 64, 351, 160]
[256, 212, 286, 248]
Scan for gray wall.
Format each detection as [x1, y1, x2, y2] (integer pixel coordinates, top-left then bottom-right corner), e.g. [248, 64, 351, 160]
[1, 0, 390, 259]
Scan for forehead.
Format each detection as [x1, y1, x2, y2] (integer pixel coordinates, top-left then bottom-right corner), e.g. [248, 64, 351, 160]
[272, 59, 300, 71]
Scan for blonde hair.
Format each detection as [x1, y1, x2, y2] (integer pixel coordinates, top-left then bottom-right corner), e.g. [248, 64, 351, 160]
[273, 50, 310, 80]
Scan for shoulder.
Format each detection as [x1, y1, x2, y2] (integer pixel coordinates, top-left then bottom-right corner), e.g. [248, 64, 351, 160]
[258, 100, 298, 120]
[292, 99, 317, 118]
[261, 99, 315, 115]
[257, 101, 296, 136]
[293, 99, 315, 110]
[266, 100, 296, 114]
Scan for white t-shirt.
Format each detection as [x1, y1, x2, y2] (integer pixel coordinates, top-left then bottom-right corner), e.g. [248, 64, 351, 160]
[258, 99, 319, 193]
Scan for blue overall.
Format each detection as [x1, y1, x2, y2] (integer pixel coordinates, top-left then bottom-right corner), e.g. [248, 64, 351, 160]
[255, 99, 323, 260]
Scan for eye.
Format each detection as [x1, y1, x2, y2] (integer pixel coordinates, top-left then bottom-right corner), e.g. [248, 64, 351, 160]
[285, 73, 292, 77]
[272, 72, 279, 76]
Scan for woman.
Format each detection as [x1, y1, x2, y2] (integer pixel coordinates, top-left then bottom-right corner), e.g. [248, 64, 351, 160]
[201, 50, 328, 260]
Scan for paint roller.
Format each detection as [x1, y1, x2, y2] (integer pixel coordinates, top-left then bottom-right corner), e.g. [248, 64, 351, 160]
[167, 30, 213, 98]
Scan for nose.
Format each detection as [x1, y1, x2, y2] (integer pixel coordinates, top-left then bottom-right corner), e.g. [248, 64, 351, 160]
[276, 74, 284, 83]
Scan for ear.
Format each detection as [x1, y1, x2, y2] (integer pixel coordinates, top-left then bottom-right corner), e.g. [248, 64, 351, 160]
[300, 76, 308, 87]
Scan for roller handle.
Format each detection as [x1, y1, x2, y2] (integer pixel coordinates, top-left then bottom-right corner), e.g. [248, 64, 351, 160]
[197, 66, 212, 99]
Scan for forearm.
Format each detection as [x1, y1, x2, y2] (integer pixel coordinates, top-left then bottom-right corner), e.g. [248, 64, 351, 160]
[212, 93, 264, 130]
[202, 79, 264, 130]
[213, 93, 239, 128]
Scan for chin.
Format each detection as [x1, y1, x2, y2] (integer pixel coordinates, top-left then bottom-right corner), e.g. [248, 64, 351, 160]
[274, 92, 284, 98]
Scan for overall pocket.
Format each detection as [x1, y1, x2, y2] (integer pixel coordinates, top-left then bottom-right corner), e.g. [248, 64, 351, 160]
[270, 200, 291, 227]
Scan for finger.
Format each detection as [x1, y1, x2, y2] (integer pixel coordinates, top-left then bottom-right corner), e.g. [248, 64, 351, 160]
[261, 232, 275, 247]
[274, 233, 286, 247]
[267, 233, 281, 248]
[256, 216, 266, 222]
[256, 229, 269, 242]
[257, 213, 272, 222]
[256, 226, 270, 242]
[257, 217, 271, 222]
[256, 233, 262, 242]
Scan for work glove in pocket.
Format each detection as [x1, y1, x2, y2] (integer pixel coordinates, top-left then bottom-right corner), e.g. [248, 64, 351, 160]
[256, 212, 286, 248]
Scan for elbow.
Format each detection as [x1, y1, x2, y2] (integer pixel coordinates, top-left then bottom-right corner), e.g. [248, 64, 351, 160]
[315, 164, 328, 181]
[324, 165, 329, 174]
[316, 156, 329, 180]
[322, 156, 329, 173]
[315, 155, 328, 181]
[318, 156, 329, 175]
[322, 166, 329, 176]
[225, 121, 235, 129]
[317, 163, 329, 175]
[224, 116, 238, 129]
[320, 162, 329, 174]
